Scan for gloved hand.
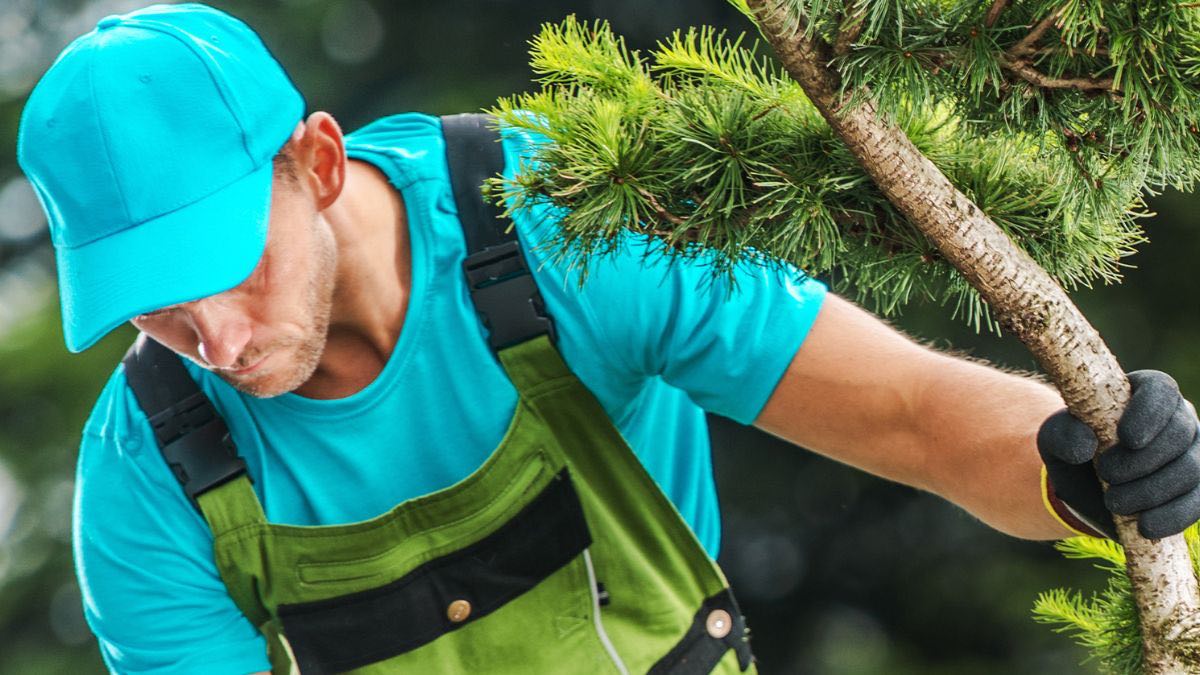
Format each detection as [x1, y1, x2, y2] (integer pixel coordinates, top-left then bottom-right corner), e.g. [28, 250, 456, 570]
[1036, 370, 1200, 540]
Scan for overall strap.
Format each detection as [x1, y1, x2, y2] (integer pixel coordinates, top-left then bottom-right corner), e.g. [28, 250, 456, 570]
[122, 334, 262, 532]
[440, 112, 556, 354]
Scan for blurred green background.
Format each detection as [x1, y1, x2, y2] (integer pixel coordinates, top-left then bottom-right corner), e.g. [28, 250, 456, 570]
[0, 1, 1196, 673]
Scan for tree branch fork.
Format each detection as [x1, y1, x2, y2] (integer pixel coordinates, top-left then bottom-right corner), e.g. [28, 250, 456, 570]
[1000, 5, 1115, 94]
[836, 1, 1117, 94]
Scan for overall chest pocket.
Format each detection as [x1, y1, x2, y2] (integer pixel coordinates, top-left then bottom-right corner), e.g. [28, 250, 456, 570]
[274, 469, 617, 674]
[290, 442, 553, 588]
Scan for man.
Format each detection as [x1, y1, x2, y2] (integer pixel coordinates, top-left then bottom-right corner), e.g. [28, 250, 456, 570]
[16, 3, 1200, 673]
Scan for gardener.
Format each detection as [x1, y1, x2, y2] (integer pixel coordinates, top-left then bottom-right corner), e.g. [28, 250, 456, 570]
[16, 4, 1200, 674]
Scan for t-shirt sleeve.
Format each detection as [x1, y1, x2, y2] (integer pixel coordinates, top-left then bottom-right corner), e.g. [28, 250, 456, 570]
[537, 234, 826, 424]
[499, 124, 827, 425]
[74, 368, 270, 674]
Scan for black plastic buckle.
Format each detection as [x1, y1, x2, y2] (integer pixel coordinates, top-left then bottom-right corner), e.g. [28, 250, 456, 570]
[463, 240, 556, 351]
[147, 391, 248, 509]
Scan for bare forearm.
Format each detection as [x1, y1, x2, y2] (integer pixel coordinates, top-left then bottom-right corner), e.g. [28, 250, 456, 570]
[757, 295, 1077, 540]
[910, 350, 1075, 539]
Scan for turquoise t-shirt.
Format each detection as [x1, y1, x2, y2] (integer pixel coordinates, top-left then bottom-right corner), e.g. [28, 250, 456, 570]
[72, 113, 827, 673]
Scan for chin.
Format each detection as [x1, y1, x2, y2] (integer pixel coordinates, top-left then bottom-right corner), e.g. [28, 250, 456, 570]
[220, 371, 295, 399]
[220, 359, 305, 398]
[229, 341, 326, 398]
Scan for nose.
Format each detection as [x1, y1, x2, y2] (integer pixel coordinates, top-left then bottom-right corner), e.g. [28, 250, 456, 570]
[187, 301, 252, 369]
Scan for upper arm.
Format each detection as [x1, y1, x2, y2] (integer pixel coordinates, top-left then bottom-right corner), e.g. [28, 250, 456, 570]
[753, 294, 939, 490]
[502, 117, 827, 424]
[524, 230, 829, 424]
[75, 371, 270, 674]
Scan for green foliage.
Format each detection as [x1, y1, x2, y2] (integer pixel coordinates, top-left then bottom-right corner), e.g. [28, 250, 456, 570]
[796, 0, 1200, 192]
[487, 15, 1156, 328]
[1032, 526, 1200, 674]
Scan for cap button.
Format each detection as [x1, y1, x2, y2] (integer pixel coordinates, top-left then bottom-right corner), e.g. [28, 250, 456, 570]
[96, 15, 122, 30]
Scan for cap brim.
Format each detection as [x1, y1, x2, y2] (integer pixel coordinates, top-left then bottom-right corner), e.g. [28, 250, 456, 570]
[56, 160, 273, 352]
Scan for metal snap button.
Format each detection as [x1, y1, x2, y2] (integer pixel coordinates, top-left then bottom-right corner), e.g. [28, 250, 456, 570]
[447, 599, 472, 623]
[706, 609, 733, 639]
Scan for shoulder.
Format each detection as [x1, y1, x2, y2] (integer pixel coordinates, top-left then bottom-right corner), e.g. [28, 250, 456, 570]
[491, 123, 828, 421]
[76, 365, 269, 672]
[343, 112, 447, 183]
[344, 112, 443, 151]
[76, 364, 203, 565]
[81, 364, 171, 488]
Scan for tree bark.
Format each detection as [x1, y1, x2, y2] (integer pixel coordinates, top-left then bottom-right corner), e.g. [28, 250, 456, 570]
[743, 0, 1200, 671]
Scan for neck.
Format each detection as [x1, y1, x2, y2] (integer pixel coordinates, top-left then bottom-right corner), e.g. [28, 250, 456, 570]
[296, 159, 410, 399]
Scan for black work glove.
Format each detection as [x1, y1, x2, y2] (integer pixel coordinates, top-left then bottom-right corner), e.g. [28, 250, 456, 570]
[1036, 370, 1200, 540]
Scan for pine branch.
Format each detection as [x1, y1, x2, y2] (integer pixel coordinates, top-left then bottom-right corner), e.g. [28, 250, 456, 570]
[490, 16, 1149, 328]
[1030, 45, 1110, 57]
[1010, 6, 1066, 59]
[1065, 143, 1101, 188]
[1034, 524, 1200, 674]
[998, 5, 1117, 95]
[634, 185, 687, 226]
[1000, 54, 1117, 92]
[984, 0, 1009, 29]
[833, 0, 867, 57]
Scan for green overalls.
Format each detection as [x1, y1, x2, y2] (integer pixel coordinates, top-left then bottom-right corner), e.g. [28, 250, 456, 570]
[122, 114, 756, 674]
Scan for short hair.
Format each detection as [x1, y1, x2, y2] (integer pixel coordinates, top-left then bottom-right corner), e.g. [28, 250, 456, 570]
[272, 145, 299, 184]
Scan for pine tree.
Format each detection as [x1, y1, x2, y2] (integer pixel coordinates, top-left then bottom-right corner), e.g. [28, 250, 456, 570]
[485, 2, 1200, 672]
[1033, 524, 1200, 674]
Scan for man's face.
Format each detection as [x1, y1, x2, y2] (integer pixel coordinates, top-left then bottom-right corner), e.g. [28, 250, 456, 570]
[131, 171, 338, 398]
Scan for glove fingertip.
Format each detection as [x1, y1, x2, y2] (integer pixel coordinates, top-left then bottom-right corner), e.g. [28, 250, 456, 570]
[1138, 518, 1177, 541]
[1138, 486, 1200, 540]
[1127, 369, 1179, 390]
[1038, 409, 1097, 465]
[1120, 371, 1183, 449]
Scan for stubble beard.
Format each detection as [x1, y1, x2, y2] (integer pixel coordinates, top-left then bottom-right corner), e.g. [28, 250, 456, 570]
[221, 217, 338, 398]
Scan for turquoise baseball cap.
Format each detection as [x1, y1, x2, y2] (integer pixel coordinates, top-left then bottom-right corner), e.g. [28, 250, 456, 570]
[15, 3, 305, 352]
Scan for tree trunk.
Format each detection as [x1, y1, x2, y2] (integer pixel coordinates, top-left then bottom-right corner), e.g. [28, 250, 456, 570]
[743, 0, 1200, 671]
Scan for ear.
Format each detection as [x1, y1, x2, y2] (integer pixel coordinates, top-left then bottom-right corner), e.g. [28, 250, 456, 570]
[293, 111, 347, 211]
